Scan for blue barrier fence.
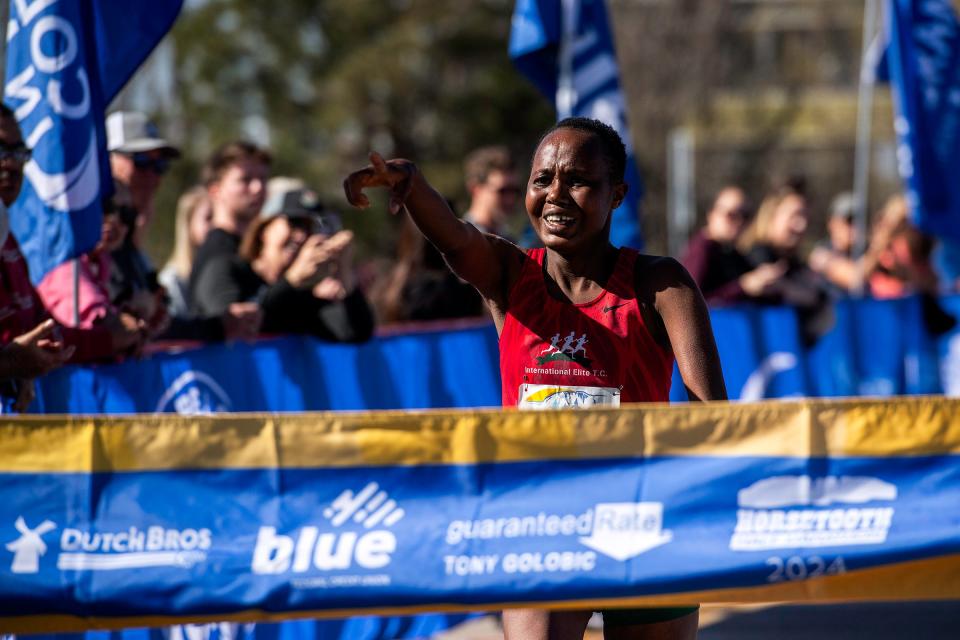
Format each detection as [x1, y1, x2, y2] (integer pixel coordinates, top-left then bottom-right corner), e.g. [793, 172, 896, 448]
[18, 295, 960, 640]
[32, 295, 960, 415]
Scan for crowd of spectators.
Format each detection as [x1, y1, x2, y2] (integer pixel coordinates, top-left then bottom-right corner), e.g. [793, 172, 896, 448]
[0, 107, 380, 411]
[1, 100, 956, 411]
[680, 182, 955, 344]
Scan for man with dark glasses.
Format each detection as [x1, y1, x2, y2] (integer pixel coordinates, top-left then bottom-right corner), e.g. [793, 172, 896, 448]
[107, 111, 180, 246]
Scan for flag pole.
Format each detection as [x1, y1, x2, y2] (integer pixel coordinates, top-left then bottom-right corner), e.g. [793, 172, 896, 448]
[73, 258, 80, 327]
[852, 0, 881, 296]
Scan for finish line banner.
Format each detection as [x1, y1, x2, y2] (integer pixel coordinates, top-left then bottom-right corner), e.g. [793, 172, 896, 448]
[2, 398, 960, 632]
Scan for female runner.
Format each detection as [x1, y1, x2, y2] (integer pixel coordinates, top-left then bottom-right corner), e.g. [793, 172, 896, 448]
[344, 117, 727, 640]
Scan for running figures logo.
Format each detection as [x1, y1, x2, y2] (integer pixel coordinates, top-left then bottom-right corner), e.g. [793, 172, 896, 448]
[536, 331, 593, 369]
[730, 475, 898, 551]
[6, 517, 55, 574]
[252, 482, 404, 575]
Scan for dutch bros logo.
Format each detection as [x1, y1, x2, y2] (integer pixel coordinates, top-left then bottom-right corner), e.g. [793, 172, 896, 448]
[6, 516, 55, 574]
[5, 516, 210, 573]
[5, 0, 101, 211]
[252, 482, 404, 574]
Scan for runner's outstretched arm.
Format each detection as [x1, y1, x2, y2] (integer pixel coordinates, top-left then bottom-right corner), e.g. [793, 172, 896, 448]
[343, 152, 514, 302]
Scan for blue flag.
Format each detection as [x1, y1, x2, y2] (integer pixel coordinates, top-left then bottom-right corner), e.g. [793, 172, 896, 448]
[3, 0, 183, 284]
[882, 0, 960, 242]
[509, 0, 644, 249]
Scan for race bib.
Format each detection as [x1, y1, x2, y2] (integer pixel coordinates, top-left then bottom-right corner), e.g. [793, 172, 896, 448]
[517, 384, 621, 410]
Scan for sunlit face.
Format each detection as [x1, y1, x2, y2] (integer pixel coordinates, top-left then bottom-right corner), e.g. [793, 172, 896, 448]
[210, 159, 269, 225]
[474, 169, 521, 221]
[706, 187, 749, 243]
[0, 116, 26, 207]
[187, 197, 214, 249]
[768, 194, 808, 251]
[256, 216, 310, 283]
[525, 128, 626, 255]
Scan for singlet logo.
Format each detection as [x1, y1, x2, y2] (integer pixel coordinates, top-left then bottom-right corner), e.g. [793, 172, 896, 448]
[537, 331, 592, 369]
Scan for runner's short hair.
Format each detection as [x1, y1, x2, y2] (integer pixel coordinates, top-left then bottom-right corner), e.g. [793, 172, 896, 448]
[539, 117, 626, 183]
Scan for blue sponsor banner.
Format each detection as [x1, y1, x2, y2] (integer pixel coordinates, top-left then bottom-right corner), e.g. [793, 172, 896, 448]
[30, 296, 957, 415]
[3, 445, 960, 624]
[509, 0, 644, 249]
[882, 0, 960, 243]
[3, 0, 183, 283]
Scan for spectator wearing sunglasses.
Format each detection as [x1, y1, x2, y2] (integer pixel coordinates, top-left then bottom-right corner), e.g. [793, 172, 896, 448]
[194, 180, 373, 342]
[0, 105, 145, 410]
[462, 145, 522, 241]
[105, 116, 261, 343]
[106, 112, 178, 332]
[107, 111, 179, 248]
[680, 186, 785, 306]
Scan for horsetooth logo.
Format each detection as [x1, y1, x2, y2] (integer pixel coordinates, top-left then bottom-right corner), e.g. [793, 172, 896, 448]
[730, 475, 898, 551]
[252, 482, 404, 574]
[537, 331, 593, 369]
[6, 517, 55, 574]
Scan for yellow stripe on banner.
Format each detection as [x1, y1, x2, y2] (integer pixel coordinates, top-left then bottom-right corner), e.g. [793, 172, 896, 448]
[4, 552, 960, 633]
[2, 396, 960, 473]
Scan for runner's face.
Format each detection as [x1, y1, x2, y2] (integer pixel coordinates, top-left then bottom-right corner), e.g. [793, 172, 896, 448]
[526, 128, 625, 254]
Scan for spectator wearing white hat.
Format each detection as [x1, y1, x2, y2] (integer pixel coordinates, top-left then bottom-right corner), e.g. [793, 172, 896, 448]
[107, 110, 180, 247]
[107, 112, 260, 343]
[105, 111, 179, 336]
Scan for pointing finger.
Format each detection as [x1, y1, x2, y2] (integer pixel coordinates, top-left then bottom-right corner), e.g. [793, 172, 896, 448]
[369, 152, 388, 174]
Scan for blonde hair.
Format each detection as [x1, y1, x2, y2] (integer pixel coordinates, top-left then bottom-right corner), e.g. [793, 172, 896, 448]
[164, 186, 210, 279]
[737, 186, 803, 253]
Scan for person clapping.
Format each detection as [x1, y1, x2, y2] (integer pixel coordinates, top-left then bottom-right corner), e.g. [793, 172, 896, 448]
[195, 181, 374, 343]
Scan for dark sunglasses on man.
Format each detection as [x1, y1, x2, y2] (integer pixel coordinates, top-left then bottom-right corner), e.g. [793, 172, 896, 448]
[129, 152, 171, 175]
[0, 144, 32, 164]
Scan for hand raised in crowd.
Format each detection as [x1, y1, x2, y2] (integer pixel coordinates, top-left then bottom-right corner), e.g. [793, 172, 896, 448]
[221, 302, 262, 341]
[0, 319, 75, 380]
[99, 312, 148, 357]
[285, 230, 355, 291]
[739, 261, 788, 297]
[343, 152, 417, 215]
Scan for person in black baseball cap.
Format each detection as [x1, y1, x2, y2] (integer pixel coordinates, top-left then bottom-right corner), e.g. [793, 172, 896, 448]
[193, 178, 374, 342]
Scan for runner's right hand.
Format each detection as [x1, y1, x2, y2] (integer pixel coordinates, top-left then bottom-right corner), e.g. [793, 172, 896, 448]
[343, 152, 417, 215]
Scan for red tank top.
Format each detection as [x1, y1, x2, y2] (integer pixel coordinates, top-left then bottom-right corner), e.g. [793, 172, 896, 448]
[500, 248, 674, 408]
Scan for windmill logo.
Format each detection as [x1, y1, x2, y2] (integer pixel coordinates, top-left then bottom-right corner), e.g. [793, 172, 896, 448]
[6, 516, 56, 574]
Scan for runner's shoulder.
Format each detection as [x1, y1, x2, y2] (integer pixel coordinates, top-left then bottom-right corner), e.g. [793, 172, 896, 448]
[632, 253, 696, 295]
